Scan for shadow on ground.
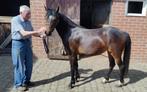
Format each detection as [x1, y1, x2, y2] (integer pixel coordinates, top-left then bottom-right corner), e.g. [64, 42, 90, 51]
[0, 55, 13, 92]
[30, 69, 93, 88]
[75, 69, 147, 87]
[31, 68, 147, 88]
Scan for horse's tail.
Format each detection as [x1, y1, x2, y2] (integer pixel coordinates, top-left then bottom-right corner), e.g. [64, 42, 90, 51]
[123, 34, 131, 75]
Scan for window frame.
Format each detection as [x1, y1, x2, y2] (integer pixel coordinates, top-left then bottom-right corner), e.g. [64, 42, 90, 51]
[125, 0, 147, 16]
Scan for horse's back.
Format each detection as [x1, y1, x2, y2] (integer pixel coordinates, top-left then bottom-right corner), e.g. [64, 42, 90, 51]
[104, 27, 130, 42]
[70, 26, 129, 44]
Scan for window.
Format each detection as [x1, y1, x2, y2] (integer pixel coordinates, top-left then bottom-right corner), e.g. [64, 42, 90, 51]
[125, 0, 147, 16]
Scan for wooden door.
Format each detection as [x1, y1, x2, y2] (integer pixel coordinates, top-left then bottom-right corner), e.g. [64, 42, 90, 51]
[46, 0, 80, 59]
[0, 17, 11, 55]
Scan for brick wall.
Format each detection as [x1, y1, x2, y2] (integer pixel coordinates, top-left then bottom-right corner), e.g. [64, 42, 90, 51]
[111, 1, 147, 62]
[30, 0, 47, 58]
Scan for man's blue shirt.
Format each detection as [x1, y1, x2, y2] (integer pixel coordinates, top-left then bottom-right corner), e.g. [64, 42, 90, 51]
[11, 15, 33, 40]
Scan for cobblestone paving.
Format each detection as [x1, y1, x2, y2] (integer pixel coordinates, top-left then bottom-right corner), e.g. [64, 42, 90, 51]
[1, 55, 147, 92]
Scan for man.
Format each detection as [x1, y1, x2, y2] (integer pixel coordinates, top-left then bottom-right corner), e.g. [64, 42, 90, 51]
[11, 5, 46, 91]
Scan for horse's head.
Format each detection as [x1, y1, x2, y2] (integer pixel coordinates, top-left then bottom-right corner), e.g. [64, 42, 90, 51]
[45, 6, 59, 36]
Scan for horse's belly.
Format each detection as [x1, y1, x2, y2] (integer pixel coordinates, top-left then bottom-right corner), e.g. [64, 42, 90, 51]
[78, 46, 106, 55]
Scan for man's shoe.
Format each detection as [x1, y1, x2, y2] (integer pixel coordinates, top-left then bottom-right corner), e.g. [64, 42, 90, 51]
[21, 84, 28, 91]
[14, 85, 28, 92]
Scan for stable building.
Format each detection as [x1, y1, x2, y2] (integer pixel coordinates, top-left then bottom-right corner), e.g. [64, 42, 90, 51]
[0, 0, 147, 62]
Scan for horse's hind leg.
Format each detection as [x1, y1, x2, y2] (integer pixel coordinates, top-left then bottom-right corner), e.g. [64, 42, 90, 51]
[108, 47, 125, 86]
[115, 57, 125, 86]
[103, 51, 115, 83]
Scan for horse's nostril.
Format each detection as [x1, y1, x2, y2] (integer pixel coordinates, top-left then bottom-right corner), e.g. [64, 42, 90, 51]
[48, 32, 52, 36]
[45, 31, 48, 35]
[45, 31, 49, 36]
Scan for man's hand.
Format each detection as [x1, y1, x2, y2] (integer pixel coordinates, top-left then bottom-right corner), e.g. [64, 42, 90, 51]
[38, 27, 47, 33]
[39, 27, 47, 32]
[37, 27, 47, 38]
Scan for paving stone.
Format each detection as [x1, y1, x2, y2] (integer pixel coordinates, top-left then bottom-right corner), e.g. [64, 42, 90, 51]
[1, 55, 147, 92]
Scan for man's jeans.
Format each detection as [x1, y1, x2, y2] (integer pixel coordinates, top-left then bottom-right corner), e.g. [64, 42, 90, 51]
[12, 39, 33, 88]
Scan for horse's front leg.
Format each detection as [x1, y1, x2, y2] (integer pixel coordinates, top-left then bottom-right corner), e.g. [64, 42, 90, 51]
[69, 54, 76, 88]
[75, 59, 80, 82]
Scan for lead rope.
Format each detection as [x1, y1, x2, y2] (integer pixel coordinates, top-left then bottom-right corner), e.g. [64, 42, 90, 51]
[42, 36, 49, 54]
[41, 1, 49, 54]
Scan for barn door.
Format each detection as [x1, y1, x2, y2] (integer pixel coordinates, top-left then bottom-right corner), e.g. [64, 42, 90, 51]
[46, 0, 80, 59]
[0, 22, 11, 55]
[80, 0, 112, 28]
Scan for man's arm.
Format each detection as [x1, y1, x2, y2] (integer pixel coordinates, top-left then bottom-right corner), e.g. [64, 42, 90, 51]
[19, 30, 39, 37]
[19, 27, 47, 38]
[11, 18, 46, 39]
[19, 28, 45, 37]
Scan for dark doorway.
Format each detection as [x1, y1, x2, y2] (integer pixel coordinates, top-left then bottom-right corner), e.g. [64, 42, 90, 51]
[0, 0, 30, 55]
[0, 0, 30, 16]
[80, 0, 112, 28]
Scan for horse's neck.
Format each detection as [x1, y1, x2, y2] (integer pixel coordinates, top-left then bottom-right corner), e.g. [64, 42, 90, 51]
[55, 14, 77, 50]
[56, 14, 76, 39]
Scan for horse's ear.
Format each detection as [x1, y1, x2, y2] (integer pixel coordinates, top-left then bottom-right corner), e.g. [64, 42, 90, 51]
[44, 5, 47, 11]
[56, 6, 59, 13]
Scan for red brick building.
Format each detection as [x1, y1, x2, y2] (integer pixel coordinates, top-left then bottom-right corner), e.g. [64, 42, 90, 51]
[0, 0, 147, 62]
[111, 0, 147, 62]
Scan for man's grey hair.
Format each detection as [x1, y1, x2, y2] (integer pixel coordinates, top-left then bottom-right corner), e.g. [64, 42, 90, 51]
[19, 5, 30, 13]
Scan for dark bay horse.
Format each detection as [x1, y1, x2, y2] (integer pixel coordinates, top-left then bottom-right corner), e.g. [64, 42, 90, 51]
[45, 7, 131, 88]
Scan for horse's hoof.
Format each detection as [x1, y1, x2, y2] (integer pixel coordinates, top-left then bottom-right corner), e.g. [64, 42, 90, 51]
[116, 81, 125, 87]
[68, 83, 75, 89]
[76, 79, 79, 82]
[102, 78, 109, 84]
[76, 77, 80, 82]
[76, 78, 80, 82]
[75, 75, 80, 82]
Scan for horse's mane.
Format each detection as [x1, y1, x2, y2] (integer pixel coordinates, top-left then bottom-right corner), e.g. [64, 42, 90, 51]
[58, 13, 79, 28]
